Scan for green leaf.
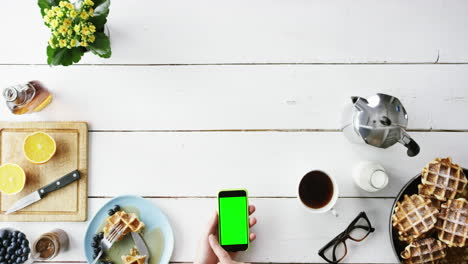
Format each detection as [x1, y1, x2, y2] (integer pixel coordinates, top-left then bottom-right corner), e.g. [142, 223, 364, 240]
[89, 0, 110, 31]
[87, 32, 111, 58]
[38, 0, 60, 16]
[47, 45, 85, 66]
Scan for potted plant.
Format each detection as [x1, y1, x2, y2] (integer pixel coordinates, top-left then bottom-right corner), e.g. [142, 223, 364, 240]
[38, 0, 111, 66]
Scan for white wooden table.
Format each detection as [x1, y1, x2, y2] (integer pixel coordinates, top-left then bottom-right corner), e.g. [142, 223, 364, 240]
[1, 1, 468, 263]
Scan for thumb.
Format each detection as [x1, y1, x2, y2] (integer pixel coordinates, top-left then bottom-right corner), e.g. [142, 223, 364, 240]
[208, 234, 232, 263]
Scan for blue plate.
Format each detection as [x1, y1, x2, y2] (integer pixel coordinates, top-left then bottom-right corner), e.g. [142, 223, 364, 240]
[84, 195, 174, 263]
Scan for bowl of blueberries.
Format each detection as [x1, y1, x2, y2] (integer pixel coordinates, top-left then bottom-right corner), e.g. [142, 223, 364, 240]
[0, 228, 31, 264]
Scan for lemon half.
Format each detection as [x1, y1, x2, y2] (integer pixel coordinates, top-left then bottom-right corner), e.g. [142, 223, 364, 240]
[23, 131, 56, 164]
[0, 164, 26, 194]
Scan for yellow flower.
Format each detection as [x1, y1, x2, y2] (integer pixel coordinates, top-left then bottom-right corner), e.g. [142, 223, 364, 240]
[66, 3, 74, 9]
[58, 25, 68, 35]
[44, 15, 51, 24]
[53, 6, 60, 12]
[67, 29, 73, 35]
[51, 19, 59, 28]
[88, 34, 95, 43]
[47, 9, 55, 17]
[89, 24, 96, 33]
[74, 24, 81, 33]
[59, 1, 67, 7]
[59, 39, 67, 48]
[57, 11, 64, 17]
[88, 8, 94, 17]
[80, 41, 88, 47]
[70, 39, 77, 47]
[80, 11, 89, 20]
[69, 9, 77, 18]
[53, 31, 59, 36]
[48, 38, 55, 46]
[81, 26, 91, 35]
[63, 18, 72, 27]
[84, 0, 94, 6]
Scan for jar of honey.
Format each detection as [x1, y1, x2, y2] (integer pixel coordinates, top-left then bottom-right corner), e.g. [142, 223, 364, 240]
[32, 229, 69, 260]
[3, 80, 53, 114]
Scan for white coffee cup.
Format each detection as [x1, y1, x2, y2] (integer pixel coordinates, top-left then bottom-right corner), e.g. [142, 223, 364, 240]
[297, 170, 339, 216]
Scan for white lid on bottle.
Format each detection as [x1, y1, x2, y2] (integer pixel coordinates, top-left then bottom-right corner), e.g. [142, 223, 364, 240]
[370, 170, 388, 189]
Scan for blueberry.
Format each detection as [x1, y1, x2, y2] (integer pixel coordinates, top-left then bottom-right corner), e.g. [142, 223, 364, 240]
[92, 253, 98, 259]
[16, 234, 23, 241]
[20, 240, 27, 247]
[107, 209, 115, 216]
[0, 231, 9, 240]
[6, 248, 14, 255]
[93, 247, 100, 254]
[113, 205, 120, 212]
[9, 243, 16, 250]
[10, 233, 18, 240]
[0, 261, 5, 264]
[98, 232, 104, 239]
[93, 236, 100, 242]
[15, 249, 21, 256]
[0, 257, 3, 262]
[22, 247, 29, 255]
[21, 256, 26, 262]
[0, 247, 5, 255]
[92, 241, 98, 248]
[4, 254, 9, 260]
[2, 241, 8, 248]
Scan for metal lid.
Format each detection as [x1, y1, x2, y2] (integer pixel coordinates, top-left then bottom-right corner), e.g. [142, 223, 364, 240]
[3, 87, 18, 102]
[352, 93, 409, 148]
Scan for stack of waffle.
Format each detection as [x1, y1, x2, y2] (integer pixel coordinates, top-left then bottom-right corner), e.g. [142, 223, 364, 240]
[392, 157, 468, 264]
[103, 211, 145, 241]
[122, 248, 147, 264]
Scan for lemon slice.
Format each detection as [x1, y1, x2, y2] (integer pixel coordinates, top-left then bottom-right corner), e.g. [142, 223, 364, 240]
[23, 132, 56, 164]
[0, 164, 26, 194]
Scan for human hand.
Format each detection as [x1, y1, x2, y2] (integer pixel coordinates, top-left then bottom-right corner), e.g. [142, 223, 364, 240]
[194, 205, 257, 264]
[208, 234, 248, 264]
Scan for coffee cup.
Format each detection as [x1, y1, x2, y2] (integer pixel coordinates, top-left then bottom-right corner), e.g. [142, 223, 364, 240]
[298, 170, 339, 216]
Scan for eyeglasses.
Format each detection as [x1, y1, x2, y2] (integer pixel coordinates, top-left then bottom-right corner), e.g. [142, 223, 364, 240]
[318, 212, 375, 264]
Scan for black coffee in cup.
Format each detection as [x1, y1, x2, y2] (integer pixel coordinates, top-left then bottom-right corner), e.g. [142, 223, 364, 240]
[298, 170, 334, 209]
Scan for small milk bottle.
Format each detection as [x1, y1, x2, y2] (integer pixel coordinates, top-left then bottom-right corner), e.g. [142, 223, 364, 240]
[353, 161, 389, 192]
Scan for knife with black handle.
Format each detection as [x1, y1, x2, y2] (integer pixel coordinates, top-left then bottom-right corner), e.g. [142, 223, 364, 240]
[5, 170, 81, 215]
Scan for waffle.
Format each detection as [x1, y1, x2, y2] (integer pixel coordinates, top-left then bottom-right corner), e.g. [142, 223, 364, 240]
[392, 194, 439, 241]
[419, 157, 467, 201]
[122, 248, 147, 264]
[435, 198, 468, 247]
[103, 211, 145, 241]
[440, 246, 468, 264]
[401, 238, 447, 264]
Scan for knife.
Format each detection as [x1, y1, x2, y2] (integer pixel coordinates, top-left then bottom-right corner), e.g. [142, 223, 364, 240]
[131, 232, 150, 264]
[5, 170, 80, 215]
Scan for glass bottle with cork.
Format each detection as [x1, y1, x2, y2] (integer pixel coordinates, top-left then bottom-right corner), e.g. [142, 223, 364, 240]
[3, 80, 53, 114]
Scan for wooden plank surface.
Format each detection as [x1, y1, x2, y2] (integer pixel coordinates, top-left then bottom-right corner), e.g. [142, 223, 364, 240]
[0, 65, 467, 130]
[1, 0, 468, 64]
[87, 131, 468, 197]
[0, 122, 88, 221]
[4, 197, 397, 263]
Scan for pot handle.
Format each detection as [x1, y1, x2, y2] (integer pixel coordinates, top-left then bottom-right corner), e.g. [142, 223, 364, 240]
[405, 138, 420, 157]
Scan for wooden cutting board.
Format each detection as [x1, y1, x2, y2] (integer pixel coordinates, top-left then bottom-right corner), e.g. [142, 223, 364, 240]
[0, 122, 88, 222]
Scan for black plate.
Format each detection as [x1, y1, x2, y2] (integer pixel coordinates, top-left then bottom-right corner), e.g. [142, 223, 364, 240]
[389, 168, 468, 263]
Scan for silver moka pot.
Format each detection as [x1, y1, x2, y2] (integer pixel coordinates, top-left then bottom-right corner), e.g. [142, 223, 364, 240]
[341, 93, 420, 157]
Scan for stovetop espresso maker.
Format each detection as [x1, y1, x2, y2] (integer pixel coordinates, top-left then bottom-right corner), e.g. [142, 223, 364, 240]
[342, 93, 420, 157]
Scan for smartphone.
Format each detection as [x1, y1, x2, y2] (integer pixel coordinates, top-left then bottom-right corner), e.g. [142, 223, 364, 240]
[218, 189, 249, 252]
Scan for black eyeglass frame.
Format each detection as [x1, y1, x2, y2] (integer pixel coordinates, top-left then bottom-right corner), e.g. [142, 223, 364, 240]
[318, 211, 375, 264]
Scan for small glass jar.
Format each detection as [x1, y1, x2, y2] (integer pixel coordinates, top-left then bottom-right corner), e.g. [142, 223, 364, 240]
[3, 80, 53, 115]
[32, 229, 69, 260]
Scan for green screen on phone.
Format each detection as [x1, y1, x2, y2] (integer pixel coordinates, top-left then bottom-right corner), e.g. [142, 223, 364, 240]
[219, 196, 248, 245]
